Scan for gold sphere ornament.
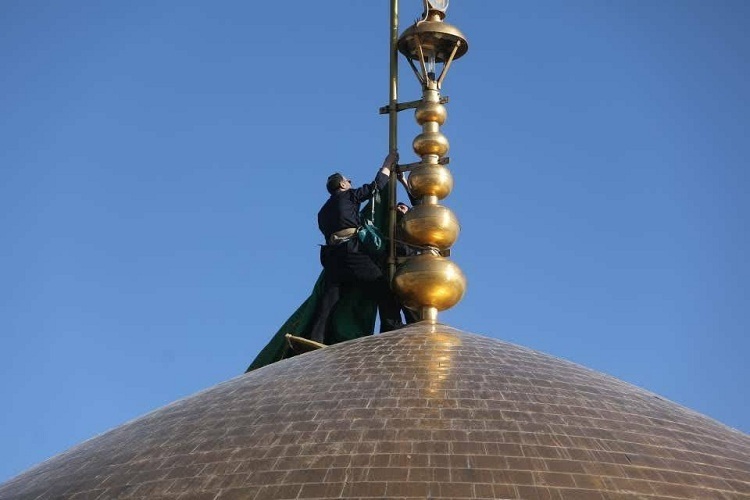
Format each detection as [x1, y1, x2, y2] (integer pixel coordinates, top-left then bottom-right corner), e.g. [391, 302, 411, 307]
[415, 101, 447, 126]
[408, 163, 453, 199]
[413, 131, 449, 157]
[393, 254, 467, 312]
[401, 204, 460, 250]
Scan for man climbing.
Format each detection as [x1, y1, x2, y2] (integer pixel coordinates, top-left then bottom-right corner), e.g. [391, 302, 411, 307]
[309, 151, 404, 343]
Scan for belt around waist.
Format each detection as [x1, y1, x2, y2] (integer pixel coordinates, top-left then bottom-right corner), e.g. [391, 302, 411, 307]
[328, 227, 358, 245]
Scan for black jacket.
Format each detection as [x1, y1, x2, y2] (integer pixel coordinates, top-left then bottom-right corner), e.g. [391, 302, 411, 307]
[318, 172, 389, 241]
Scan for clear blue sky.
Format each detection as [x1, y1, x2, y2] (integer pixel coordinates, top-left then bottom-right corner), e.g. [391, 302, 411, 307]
[1, 0, 748, 483]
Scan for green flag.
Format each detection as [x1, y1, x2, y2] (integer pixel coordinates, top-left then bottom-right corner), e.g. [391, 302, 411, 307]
[245, 187, 391, 372]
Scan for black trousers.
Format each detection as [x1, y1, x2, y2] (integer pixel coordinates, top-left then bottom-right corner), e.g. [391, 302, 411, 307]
[309, 238, 403, 343]
[403, 307, 420, 324]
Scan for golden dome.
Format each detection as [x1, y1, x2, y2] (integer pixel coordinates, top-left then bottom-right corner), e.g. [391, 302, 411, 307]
[2, 324, 749, 499]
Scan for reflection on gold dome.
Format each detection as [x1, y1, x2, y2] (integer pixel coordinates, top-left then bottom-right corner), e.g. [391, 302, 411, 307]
[421, 326, 462, 395]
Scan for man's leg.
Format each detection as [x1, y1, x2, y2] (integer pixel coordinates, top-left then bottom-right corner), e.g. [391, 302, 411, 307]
[343, 252, 404, 333]
[403, 307, 419, 325]
[371, 278, 403, 332]
[341, 240, 404, 333]
[309, 280, 340, 344]
[309, 246, 344, 344]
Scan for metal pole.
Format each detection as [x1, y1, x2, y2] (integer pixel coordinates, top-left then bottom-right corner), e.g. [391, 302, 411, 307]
[387, 0, 399, 282]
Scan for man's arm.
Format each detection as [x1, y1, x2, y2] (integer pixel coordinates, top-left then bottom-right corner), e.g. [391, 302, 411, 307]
[351, 151, 399, 202]
[396, 169, 418, 206]
[378, 150, 399, 178]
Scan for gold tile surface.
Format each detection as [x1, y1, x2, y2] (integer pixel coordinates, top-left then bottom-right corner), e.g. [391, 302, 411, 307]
[1, 324, 749, 499]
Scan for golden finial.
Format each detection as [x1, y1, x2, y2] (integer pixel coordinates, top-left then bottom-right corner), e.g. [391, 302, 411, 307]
[391, 1, 468, 323]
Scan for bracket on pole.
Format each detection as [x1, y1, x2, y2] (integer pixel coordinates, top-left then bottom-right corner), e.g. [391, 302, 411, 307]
[379, 96, 449, 115]
[396, 156, 450, 173]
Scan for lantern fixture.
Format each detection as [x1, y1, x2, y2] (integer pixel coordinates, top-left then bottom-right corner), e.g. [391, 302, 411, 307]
[397, 2, 468, 89]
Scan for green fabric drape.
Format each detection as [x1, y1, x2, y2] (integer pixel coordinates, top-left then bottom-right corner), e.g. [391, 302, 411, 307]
[245, 187, 390, 372]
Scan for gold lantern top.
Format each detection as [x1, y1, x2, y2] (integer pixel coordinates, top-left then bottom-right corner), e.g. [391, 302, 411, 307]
[397, 19, 468, 64]
[396, 4, 468, 90]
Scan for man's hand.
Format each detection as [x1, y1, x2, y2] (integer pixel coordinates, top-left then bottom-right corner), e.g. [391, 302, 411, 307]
[380, 151, 399, 176]
[397, 170, 407, 185]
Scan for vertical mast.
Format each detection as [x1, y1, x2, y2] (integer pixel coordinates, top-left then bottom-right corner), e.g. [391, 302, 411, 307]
[387, 0, 399, 282]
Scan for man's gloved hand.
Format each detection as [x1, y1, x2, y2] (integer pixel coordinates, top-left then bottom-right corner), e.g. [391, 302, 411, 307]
[380, 150, 399, 176]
